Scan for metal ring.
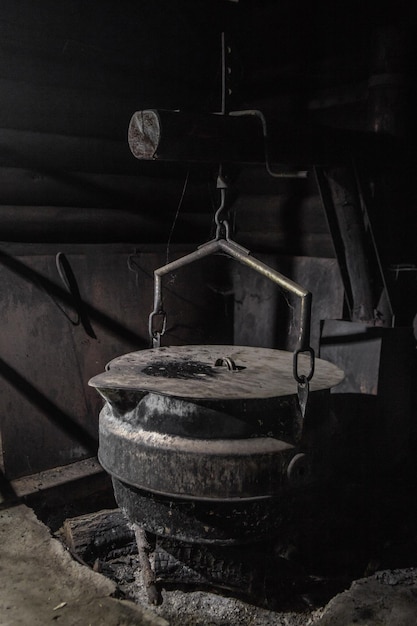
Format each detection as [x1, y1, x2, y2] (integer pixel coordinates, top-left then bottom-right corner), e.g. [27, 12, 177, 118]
[215, 357, 237, 371]
[287, 453, 311, 487]
[293, 347, 315, 384]
[148, 310, 167, 343]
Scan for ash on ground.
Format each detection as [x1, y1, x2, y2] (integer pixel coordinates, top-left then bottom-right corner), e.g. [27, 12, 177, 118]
[100, 553, 325, 626]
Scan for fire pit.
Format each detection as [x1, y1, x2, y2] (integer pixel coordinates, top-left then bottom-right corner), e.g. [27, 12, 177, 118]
[89, 343, 343, 602]
[88, 221, 344, 604]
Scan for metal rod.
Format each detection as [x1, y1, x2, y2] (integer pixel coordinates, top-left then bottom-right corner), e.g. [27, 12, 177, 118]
[229, 109, 308, 179]
[218, 239, 311, 351]
[150, 237, 312, 353]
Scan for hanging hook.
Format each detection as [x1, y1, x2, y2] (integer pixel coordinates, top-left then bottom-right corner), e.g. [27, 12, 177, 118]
[214, 168, 231, 240]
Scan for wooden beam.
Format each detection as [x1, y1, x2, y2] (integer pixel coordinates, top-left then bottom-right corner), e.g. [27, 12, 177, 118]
[0, 458, 103, 504]
[128, 109, 407, 167]
[315, 166, 376, 323]
[128, 109, 265, 164]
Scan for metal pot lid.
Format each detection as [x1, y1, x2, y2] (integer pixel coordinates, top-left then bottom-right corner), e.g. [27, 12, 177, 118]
[89, 345, 344, 400]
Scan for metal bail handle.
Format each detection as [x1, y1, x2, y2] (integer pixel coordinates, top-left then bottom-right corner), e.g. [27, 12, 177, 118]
[148, 236, 315, 391]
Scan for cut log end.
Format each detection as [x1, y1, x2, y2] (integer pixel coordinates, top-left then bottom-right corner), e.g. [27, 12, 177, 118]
[128, 110, 160, 159]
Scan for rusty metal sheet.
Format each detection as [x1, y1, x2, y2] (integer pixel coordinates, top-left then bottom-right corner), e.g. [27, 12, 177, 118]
[0, 246, 230, 479]
[99, 405, 296, 500]
[89, 345, 344, 400]
[233, 255, 344, 353]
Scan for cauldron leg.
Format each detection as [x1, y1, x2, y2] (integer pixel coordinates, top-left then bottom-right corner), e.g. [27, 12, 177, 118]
[132, 523, 160, 605]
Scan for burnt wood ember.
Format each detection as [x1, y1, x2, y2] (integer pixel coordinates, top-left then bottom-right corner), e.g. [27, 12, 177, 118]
[153, 537, 307, 609]
[57, 506, 341, 610]
[58, 475, 417, 618]
[142, 360, 219, 380]
[59, 509, 136, 563]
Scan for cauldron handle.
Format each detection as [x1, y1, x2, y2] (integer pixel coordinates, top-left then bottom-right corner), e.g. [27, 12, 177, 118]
[148, 236, 315, 389]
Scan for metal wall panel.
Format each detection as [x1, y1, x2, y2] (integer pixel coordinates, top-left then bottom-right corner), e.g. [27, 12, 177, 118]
[0, 244, 232, 479]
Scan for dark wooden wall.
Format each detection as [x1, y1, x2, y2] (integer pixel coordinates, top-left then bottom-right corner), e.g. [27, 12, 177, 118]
[0, 244, 233, 479]
[0, 0, 414, 253]
[1, 0, 417, 480]
[230, 1, 417, 265]
[0, 0, 231, 479]
[0, 0, 230, 244]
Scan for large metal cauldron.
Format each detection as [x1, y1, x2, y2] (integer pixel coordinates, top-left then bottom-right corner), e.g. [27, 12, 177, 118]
[89, 344, 343, 545]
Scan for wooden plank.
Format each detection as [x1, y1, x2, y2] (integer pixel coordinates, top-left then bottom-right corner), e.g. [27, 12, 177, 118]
[0, 128, 138, 175]
[0, 166, 214, 211]
[0, 169, 143, 207]
[0, 44, 135, 98]
[0, 43, 150, 99]
[0, 206, 211, 243]
[0, 27, 215, 105]
[235, 231, 335, 258]
[0, 51, 195, 129]
[0, 458, 103, 503]
[0, 242, 198, 258]
[233, 194, 329, 234]
[0, 128, 210, 177]
[0, 0, 221, 97]
[0, 77, 146, 139]
[0, 4, 222, 139]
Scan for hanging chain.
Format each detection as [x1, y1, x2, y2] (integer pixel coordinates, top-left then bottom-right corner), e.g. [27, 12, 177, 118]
[148, 309, 166, 348]
[293, 346, 315, 429]
[293, 347, 315, 384]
